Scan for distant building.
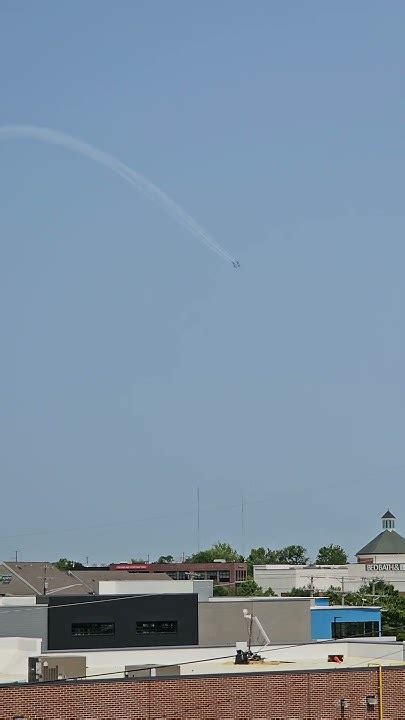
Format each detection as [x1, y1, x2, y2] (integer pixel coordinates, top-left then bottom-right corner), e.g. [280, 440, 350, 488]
[0, 562, 172, 597]
[255, 511, 405, 595]
[356, 510, 405, 566]
[108, 561, 248, 590]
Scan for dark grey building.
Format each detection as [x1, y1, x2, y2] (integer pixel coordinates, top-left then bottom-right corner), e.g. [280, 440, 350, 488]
[47, 594, 198, 651]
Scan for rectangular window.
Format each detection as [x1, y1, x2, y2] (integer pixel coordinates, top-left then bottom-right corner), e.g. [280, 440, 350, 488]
[207, 571, 218, 581]
[218, 570, 230, 582]
[72, 622, 115, 637]
[332, 621, 379, 639]
[136, 620, 177, 634]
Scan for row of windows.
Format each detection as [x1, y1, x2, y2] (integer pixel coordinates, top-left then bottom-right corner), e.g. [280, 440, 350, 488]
[71, 621, 178, 637]
[332, 621, 380, 640]
[72, 622, 115, 637]
[166, 569, 245, 582]
[136, 620, 177, 635]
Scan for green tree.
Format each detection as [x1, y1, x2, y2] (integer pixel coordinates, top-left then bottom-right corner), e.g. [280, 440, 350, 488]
[237, 579, 264, 596]
[54, 558, 84, 571]
[246, 547, 282, 576]
[285, 584, 316, 597]
[186, 542, 243, 563]
[157, 555, 175, 563]
[277, 545, 308, 565]
[316, 544, 348, 564]
[213, 584, 230, 597]
[326, 580, 405, 640]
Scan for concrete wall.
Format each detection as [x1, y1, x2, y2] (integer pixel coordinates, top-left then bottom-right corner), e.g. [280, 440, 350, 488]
[255, 562, 405, 594]
[98, 579, 213, 600]
[198, 597, 312, 646]
[0, 596, 36, 606]
[358, 553, 405, 564]
[192, 580, 214, 601]
[0, 637, 42, 683]
[0, 605, 47, 649]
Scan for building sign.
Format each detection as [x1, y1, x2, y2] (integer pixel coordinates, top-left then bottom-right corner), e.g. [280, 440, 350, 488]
[0, 575, 12, 584]
[110, 563, 148, 571]
[366, 563, 405, 572]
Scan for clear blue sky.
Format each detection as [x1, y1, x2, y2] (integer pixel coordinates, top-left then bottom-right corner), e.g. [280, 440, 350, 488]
[1, 1, 404, 564]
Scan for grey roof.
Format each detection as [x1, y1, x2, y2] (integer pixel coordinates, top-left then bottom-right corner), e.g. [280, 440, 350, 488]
[0, 562, 91, 596]
[0, 563, 173, 597]
[71, 570, 172, 591]
[357, 530, 405, 556]
[382, 509, 396, 519]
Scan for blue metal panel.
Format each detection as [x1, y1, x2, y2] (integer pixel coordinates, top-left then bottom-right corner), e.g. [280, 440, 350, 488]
[311, 607, 381, 640]
[313, 597, 329, 606]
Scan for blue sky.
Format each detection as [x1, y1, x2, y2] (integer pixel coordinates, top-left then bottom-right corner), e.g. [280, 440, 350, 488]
[0, 1, 404, 564]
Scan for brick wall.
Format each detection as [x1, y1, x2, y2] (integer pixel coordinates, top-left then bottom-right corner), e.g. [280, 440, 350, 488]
[1, 666, 405, 720]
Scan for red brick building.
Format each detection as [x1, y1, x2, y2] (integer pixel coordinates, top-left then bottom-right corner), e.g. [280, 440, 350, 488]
[110, 561, 248, 589]
[1, 666, 403, 719]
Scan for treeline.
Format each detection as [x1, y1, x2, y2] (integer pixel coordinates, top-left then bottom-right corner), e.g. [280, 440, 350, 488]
[54, 541, 349, 573]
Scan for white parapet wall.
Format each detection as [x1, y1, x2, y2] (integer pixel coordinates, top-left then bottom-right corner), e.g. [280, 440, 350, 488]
[254, 563, 405, 594]
[98, 579, 213, 600]
[99, 580, 195, 595]
[0, 636, 42, 683]
[0, 596, 37, 606]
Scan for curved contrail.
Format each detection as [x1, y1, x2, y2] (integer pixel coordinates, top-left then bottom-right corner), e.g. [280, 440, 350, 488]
[0, 124, 238, 265]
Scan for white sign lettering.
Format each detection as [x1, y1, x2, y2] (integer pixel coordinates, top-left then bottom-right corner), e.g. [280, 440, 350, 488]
[366, 563, 405, 572]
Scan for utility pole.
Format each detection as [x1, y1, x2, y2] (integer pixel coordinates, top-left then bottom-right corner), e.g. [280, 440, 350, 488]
[197, 486, 200, 552]
[341, 576, 345, 606]
[14, 550, 18, 563]
[241, 496, 245, 558]
[42, 565, 48, 596]
[310, 575, 314, 597]
[85, 556, 89, 567]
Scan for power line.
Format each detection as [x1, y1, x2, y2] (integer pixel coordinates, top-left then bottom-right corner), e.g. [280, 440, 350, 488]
[14, 633, 405, 687]
[0, 496, 269, 541]
[0, 593, 176, 612]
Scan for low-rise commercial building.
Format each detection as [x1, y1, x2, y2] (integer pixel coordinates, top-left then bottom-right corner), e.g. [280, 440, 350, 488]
[255, 510, 405, 595]
[109, 561, 248, 589]
[0, 594, 382, 651]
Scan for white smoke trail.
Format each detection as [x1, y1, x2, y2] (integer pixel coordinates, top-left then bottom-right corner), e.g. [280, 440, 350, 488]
[0, 124, 236, 265]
